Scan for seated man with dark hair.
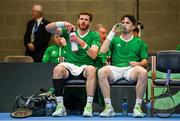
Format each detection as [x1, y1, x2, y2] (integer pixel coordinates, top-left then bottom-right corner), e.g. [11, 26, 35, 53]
[98, 15, 148, 118]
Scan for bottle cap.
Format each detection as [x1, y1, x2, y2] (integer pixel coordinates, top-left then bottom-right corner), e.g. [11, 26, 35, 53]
[70, 32, 76, 36]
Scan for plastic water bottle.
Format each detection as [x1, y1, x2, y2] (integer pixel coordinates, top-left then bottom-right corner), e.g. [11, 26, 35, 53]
[114, 23, 125, 33]
[46, 101, 53, 116]
[146, 101, 152, 117]
[121, 97, 128, 116]
[51, 101, 57, 113]
[69, 31, 78, 52]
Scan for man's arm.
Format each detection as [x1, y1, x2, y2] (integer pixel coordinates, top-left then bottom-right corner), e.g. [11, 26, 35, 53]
[100, 24, 117, 54]
[70, 35, 99, 59]
[45, 21, 75, 34]
[86, 45, 99, 60]
[130, 59, 148, 68]
[100, 37, 111, 54]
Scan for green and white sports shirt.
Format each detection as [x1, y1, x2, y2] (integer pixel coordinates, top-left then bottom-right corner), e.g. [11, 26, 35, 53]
[42, 44, 67, 63]
[110, 36, 148, 67]
[61, 28, 100, 66]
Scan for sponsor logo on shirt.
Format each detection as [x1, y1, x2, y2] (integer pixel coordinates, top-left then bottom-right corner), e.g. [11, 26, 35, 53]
[117, 44, 121, 47]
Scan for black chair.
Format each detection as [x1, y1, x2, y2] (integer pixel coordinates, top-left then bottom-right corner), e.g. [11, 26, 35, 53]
[64, 79, 86, 87]
[151, 50, 180, 113]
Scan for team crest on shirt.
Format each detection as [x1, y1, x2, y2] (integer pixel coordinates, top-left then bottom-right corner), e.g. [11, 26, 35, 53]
[51, 51, 57, 56]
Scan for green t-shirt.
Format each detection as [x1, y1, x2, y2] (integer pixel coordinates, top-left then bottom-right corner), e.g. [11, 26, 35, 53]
[61, 29, 100, 66]
[176, 44, 180, 50]
[110, 36, 148, 67]
[42, 44, 67, 63]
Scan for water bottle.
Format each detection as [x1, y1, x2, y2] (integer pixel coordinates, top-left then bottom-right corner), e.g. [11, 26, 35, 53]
[46, 101, 53, 116]
[146, 101, 152, 117]
[114, 23, 125, 33]
[69, 31, 78, 52]
[121, 97, 128, 116]
[51, 101, 57, 113]
[59, 56, 64, 63]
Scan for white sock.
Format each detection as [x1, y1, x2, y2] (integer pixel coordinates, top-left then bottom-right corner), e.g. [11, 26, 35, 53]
[87, 96, 94, 105]
[104, 98, 112, 106]
[135, 99, 142, 106]
[56, 96, 64, 104]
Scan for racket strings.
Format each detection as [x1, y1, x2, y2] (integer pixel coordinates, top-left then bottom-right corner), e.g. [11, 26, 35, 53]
[154, 93, 175, 118]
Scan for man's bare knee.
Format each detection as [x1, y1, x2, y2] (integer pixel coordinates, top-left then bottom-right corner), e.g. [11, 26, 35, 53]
[133, 66, 147, 74]
[53, 65, 66, 79]
[130, 66, 147, 81]
[86, 65, 96, 73]
[84, 65, 96, 78]
[98, 67, 110, 81]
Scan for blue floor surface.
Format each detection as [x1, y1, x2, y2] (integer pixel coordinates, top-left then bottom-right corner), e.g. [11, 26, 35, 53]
[0, 113, 180, 121]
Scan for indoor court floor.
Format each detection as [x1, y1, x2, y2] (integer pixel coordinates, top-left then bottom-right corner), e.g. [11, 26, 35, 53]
[0, 113, 179, 121]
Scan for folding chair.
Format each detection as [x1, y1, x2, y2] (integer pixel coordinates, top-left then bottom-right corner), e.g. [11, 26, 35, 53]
[151, 50, 180, 113]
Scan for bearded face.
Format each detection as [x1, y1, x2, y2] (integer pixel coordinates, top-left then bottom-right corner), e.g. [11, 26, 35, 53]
[77, 15, 90, 31]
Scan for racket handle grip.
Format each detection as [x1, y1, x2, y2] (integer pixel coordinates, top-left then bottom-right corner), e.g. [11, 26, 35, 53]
[166, 69, 171, 85]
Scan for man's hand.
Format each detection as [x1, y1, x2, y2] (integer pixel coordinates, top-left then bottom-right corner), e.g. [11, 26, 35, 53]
[70, 34, 81, 43]
[112, 23, 124, 33]
[111, 24, 118, 33]
[58, 37, 67, 46]
[64, 22, 75, 32]
[130, 61, 140, 67]
[27, 43, 35, 51]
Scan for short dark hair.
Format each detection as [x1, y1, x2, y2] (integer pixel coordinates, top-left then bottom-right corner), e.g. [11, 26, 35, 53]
[78, 11, 93, 22]
[121, 15, 136, 25]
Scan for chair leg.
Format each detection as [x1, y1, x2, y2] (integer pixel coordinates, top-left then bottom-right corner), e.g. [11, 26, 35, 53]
[151, 84, 155, 116]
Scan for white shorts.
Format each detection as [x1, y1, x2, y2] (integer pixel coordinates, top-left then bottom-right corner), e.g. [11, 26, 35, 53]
[58, 62, 87, 76]
[107, 66, 134, 82]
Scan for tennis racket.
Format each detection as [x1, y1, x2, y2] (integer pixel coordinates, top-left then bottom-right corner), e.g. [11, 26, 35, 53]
[154, 69, 175, 118]
[11, 108, 32, 118]
[11, 95, 34, 118]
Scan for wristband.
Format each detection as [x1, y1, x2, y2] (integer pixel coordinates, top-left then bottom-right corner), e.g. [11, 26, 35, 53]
[107, 31, 115, 41]
[83, 44, 90, 51]
[56, 22, 65, 28]
[82, 44, 87, 49]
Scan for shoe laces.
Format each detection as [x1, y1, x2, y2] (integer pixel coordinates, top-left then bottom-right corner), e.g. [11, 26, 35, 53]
[134, 105, 143, 113]
[56, 103, 64, 110]
[103, 104, 112, 112]
[85, 103, 92, 112]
